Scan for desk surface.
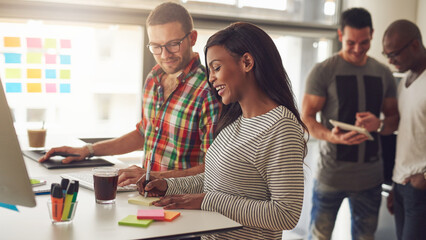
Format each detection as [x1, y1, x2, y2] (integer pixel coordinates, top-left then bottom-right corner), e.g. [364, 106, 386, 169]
[1, 136, 242, 240]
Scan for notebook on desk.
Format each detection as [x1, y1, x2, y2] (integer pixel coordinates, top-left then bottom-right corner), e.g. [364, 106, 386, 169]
[61, 171, 137, 192]
[23, 150, 114, 169]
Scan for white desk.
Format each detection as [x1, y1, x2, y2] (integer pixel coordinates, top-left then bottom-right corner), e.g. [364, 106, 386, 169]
[1, 137, 242, 240]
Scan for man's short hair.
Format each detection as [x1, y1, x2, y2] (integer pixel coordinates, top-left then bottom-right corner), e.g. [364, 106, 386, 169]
[340, 8, 373, 32]
[146, 2, 193, 33]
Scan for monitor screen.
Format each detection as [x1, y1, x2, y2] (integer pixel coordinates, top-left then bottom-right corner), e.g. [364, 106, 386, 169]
[0, 79, 36, 207]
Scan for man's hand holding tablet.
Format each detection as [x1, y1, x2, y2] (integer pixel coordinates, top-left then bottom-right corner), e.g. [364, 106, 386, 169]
[329, 119, 374, 141]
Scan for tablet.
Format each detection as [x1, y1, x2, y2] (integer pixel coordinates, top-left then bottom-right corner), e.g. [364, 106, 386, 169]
[23, 150, 114, 169]
[329, 119, 374, 141]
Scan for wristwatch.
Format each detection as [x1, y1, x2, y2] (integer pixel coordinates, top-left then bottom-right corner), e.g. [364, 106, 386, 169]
[85, 143, 95, 158]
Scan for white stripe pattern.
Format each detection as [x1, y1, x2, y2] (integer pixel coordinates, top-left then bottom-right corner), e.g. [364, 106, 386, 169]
[166, 105, 305, 239]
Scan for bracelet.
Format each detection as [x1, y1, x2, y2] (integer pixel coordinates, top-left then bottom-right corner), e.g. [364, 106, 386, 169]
[377, 120, 384, 133]
[85, 143, 95, 158]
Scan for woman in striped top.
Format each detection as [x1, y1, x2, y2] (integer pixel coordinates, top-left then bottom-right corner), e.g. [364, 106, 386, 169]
[139, 22, 308, 240]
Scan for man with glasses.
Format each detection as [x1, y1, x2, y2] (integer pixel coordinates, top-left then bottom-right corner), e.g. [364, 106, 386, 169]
[302, 8, 399, 240]
[40, 2, 220, 184]
[383, 19, 426, 240]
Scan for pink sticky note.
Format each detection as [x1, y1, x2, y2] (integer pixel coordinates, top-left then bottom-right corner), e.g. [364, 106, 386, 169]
[45, 83, 56, 93]
[137, 209, 165, 221]
[27, 38, 42, 48]
[45, 54, 56, 64]
[60, 39, 71, 48]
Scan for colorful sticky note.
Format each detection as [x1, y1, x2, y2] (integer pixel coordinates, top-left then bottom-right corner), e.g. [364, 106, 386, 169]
[5, 69, 21, 79]
[27, 52, 42, 64]
[60, 55, 71, 64]
[137, 209, 165, 220]
[26, 38, 42, 48]
[128, 196, 160, 206]
[118, 215, 153, 228]
[45, 54, 56, 64]
[27, 69, 42, 79]
[60, 83, 71, 93]
[0, 202, 19, 212]
[45, 69, 56, 79]
[60, 39, 71, 48]
[59, 70, 71, 79]
[44, 38, 56, 48]
[4, 37, 21, 47]
[4, 53, 22, 63]
[164, 211, 181, 222]
[27, 83, 42, 93]
[45, 83, 57, 93]
[5, 83, 22, 93]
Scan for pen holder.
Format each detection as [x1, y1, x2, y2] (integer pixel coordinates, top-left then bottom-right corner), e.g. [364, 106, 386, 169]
[47, 200, 78, 224]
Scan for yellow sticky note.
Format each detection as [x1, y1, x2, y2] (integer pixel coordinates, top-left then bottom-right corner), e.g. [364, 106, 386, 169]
[27, 53, 42, 64]
[27, 69, 42, 79]
[44, 38, 56, 48]
[60, 69, 71, 79]
[5, 68, 21, 79]
[128, 196, 160, 206]
[27, 83, 42, 93]
[4, 37, 21, 47]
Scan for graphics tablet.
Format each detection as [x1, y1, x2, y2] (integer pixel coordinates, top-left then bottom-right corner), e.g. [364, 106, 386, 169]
[329, 119, 374, 141]
[23, 150, 114, 169]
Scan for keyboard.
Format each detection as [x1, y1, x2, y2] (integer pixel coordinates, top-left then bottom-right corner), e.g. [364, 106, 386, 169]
[61, 171, 137, 192]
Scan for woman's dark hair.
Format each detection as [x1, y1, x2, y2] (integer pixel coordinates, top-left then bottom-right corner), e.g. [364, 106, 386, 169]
[204, 22, 309, 150]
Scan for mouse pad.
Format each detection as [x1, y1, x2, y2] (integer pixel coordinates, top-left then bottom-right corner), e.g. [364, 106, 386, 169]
[22, 150, 114, 169]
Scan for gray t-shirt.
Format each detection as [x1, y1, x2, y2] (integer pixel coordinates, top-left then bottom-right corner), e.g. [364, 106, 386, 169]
[305, 54, 396, 191]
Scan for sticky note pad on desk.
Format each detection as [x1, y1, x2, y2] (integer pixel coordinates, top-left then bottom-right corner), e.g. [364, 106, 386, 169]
[118, 215, 153, 228]
[164, 211, 181, 221]
[128, 196, 160, 206]
[137, 209, 165, 220]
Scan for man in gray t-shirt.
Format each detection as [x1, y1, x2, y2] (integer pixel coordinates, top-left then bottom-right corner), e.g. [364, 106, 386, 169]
[302, 8, 399, 240]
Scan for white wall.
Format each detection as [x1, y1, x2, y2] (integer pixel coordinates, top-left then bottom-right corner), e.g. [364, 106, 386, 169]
[343, 0, 425, 72]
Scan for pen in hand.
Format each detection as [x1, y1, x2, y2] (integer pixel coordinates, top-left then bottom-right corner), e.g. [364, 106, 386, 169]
[144, 160, 152, 198]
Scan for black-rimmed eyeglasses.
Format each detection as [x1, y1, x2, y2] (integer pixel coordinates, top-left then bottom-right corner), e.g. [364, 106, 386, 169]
[147, 32, 191, 55]
[382, 39, 414, 59]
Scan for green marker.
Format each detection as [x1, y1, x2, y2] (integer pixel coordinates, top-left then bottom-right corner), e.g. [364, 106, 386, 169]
[61, 182, 75, 221]
[68, 181, 79, 219]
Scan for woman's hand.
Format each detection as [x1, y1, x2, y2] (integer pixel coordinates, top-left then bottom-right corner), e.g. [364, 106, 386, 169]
[136, 175, 168, 197]
[153, 193, 206, 210]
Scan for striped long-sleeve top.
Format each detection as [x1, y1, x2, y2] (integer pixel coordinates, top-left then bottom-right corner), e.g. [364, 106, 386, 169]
[165, 105, 305, 239]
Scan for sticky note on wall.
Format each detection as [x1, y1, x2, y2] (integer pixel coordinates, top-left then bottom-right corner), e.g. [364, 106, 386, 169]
[27, 83, 42, 93]
[45, 54, 56, 64]
[4, 37, 21, 47]
[60, 83, 71, 93]
[27, 38, 42, 48]
[5, 83, 22, 93]
[27, 69, 42, 78]
[60, 55, 71, 64]
[60, 39, 71, 48]
[59, 70, 70, 79]
[45, 83, 56, 93]
[5, 69, 21, 79]
[44, 39, 56, 48]
[4, 53, 22, 63]
[27, 53, 42, 64]
[45, 69, 56, 79]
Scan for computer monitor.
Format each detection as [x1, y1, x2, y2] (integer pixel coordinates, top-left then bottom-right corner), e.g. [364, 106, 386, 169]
[0, 79, 36, 207]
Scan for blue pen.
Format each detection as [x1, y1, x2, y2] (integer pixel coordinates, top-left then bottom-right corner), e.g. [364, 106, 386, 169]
[144, 160, 152, 198]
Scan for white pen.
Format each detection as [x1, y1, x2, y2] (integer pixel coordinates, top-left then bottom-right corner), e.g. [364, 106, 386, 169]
[144, 159, 151, 198]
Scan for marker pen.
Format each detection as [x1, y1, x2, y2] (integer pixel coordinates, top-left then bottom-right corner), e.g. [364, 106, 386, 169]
[144, 159, 152, 198]
[61, 182, 75, 221]
[51, 185, 64, 222]
[61, 178, 70, 196]
[68, 181, 79, 219]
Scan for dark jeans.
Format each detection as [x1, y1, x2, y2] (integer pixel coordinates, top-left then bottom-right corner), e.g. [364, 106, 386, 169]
[393, 183, 426, 240]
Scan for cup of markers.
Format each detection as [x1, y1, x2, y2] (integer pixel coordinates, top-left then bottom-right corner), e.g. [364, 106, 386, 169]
[47, 179, 79, 224]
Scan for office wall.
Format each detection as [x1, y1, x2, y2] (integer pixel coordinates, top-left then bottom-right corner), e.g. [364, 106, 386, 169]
[343, 0, 424, 71]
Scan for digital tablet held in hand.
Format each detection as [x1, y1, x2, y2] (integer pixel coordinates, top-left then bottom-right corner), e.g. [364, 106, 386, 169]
[329, 119, 374, 141]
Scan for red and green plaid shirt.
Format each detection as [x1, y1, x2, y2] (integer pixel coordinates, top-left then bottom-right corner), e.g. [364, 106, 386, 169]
[136, 54, 220, 171]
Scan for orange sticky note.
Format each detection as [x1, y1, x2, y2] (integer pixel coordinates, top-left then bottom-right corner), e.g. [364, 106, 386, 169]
[27, 69, 42, 79]
[27, 83, 42, 93]
[4, 37, 21, 47]
[164, 211, 180, 222]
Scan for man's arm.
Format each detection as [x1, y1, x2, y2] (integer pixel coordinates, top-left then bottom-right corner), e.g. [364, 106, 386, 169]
[40, 129, 144, 163]
[156, 163, 205, 178]
[302, 93, 368, 145]
[380, 97, 399, 135]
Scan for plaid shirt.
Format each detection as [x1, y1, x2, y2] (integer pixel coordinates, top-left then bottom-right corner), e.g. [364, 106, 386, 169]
[137, 54, 220, 171]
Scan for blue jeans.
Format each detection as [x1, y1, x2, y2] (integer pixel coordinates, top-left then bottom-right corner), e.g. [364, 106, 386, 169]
[393, 183, 426, 240]
[309, 181, 381, 240]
